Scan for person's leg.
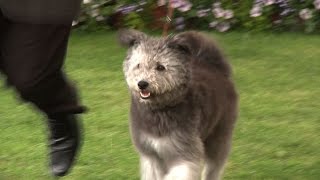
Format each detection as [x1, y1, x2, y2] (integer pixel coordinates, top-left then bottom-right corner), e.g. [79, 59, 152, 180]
[0, 10, 8, 77]
[0, 18, 86, 176]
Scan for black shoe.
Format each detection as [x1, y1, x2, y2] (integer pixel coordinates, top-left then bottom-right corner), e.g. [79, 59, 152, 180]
[47, 114, 82, 177]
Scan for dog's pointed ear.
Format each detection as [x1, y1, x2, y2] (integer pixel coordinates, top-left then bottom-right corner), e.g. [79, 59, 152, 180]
[117, 29, 147, 48]
[167, 31, 196, 55]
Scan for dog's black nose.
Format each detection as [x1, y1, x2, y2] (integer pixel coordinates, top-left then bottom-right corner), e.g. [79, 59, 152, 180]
[138, 81, 149, 90]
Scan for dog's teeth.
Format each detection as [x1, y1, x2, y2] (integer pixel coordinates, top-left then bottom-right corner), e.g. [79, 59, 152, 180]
[140, 91, 150, 98]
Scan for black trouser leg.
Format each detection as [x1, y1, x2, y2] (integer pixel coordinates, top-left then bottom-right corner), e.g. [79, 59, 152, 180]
[0, 21, 86, 116]
[0, 12, 86, 177]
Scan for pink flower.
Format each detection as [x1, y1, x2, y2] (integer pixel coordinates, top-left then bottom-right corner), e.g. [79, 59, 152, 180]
[209, 21, 218, 28]
[178, 1, 192, 12]
[212, 8, 224, 18]
[216, 22, 230, 32]
[197, 9, 210, 17]
[299, 9, 313, 20]
[314, 0, 320, 10]
[264, 0, 275, 6]
[250, 6, 262, 17]
[170, 0, 183, 8]
[176, 24, 185, 30]
[175, 17, 184, 23]
[223, 10, 234, 19]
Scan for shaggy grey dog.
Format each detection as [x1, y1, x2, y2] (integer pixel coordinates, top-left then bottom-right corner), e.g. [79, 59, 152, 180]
[118, 29, 238, 180]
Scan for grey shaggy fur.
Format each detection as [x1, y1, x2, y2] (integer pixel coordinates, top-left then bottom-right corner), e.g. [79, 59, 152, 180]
[118, 29, 238, 180]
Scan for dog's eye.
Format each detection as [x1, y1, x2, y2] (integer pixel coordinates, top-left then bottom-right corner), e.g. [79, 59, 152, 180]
[156, 64, 166, 71]
[137, 63, 140, 68]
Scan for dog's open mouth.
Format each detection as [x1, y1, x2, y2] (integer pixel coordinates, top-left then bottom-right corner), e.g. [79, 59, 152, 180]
[140, 90, 151, 99]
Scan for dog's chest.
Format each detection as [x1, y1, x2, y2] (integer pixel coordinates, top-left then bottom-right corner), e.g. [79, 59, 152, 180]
[139, 134, 174, 156]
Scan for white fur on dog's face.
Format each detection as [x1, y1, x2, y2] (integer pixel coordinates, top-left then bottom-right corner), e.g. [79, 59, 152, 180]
[123, 38, 190, 106]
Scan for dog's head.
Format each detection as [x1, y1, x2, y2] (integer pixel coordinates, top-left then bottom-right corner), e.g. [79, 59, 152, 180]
[118, 29, 194, 106]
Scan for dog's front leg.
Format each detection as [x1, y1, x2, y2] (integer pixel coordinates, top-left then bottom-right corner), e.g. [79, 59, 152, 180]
[140, 155, 164, 180]
[164, 161, 201, 180]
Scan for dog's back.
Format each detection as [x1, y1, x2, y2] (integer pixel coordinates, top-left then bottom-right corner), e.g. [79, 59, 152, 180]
[181, 31, 238, 140]
[171, 31, 232, 77]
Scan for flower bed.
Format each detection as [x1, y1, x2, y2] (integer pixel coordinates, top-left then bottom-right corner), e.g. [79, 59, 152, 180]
[73, 0, 320, 33]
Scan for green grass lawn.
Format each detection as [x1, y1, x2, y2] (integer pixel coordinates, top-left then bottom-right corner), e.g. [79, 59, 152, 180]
[0, 30, 319, 180]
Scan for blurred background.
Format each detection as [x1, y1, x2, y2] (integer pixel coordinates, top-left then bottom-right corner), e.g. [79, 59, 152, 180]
[73, 0, 320, 34]
[0, 0, 319, 179]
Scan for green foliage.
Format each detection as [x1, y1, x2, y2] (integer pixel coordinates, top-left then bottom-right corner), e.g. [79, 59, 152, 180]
[123, 12, 145, 30]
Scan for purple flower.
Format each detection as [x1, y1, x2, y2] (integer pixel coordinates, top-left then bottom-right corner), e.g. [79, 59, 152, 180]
[280, 8, 292, 16]
[250, 6, 262, 17]
[254, 0, 264, 6]
[216, 22, 230, 32]
[176, 24, 185, 30]
[212, 8, 224, 18]
[170, 0, 183, 8]
[223, 10, 234, 19]
[275, 0, 287, 2]
[263, 0, 275, 6]
[197, 9, 210, 17]
[175, 17, 185, 25]
[314, 0, 320, 10]
[175, 17, 185, 30]
[169, 0, 192, 11]
[299, 8, 313, 20]
[177, 1, 192, 12]
[278, 0, 289, 8]
[117, 4, 138, 14]
[209, 21, 218, 28]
